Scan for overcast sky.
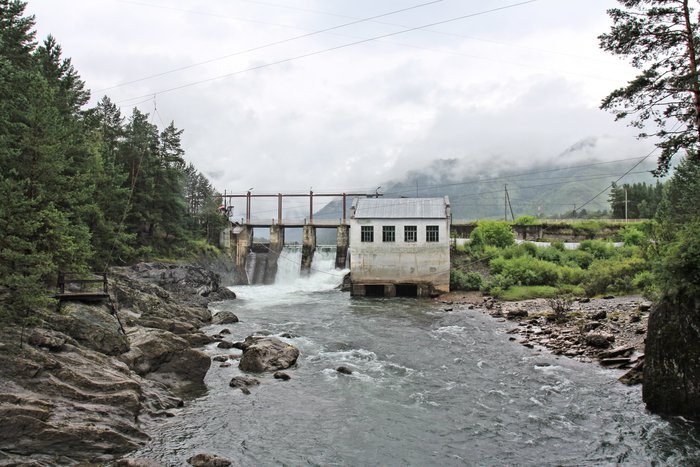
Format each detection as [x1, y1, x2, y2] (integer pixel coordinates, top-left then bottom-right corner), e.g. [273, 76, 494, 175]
[26, 0, 651, 213]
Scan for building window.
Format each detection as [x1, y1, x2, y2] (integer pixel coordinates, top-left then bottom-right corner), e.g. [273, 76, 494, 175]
[383, 226, 395, 242]
[361, 225, 374, 242]
[426, 225, 439, 242]
[404, 225, 417, 243]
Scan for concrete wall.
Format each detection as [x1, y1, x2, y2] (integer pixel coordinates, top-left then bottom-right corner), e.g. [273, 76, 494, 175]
[349, 218, 450, 293]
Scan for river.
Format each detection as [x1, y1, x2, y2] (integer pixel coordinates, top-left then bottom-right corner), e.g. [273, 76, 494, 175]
[134, 250, 700, 466]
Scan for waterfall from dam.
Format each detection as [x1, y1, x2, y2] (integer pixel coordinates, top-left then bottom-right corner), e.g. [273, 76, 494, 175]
[245, 245, 340, 285]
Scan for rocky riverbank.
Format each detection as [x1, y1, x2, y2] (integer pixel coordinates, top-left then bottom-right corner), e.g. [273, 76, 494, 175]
[0, 262, 237, 466]
[437, 293, 650, 384]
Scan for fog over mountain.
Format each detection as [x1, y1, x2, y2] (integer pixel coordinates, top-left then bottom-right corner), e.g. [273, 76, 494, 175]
[316, 136, 659, 222]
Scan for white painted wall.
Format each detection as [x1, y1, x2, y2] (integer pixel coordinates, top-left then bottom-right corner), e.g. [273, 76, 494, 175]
[349, 217, 450, 291]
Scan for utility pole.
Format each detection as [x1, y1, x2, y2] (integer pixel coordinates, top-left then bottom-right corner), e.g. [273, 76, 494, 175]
[503, 185, 515, 222]
[624, 187, 628, 221]
[504, 185, 508, 221]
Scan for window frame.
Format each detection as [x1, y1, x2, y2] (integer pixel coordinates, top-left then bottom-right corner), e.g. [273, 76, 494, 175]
[426, 225, 439, 242]
[382, 225, 396, 242]
[361, 225, 374, 242]
[404, 225, 417, 243]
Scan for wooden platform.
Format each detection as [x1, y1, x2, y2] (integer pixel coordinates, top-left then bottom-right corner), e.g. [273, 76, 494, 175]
[54, 272, 109, 303]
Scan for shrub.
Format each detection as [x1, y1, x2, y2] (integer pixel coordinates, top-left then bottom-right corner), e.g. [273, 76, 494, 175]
[579, 240, 616, 259]
[563, 249, 596, 269]
[559, 265, 585, 285]
[518, 242, 538, 257]
[491, 256, 561, 286]
[572, 220, 604, 238]
[632, 270, 655, 291]
[450, 270, 484, 291]
[535, 246, 563, 264]
[481, 273, 514, 295]
[470, 220, 515, 249]
[582, 257, 648, 296]
[513, 215, 538, 225]
[617, 225, 646, 246]
[551, 241, 566, 251]
[489, 256, 506, 274]
[557, 284, 586, 296]
[547, 295, 573, 321]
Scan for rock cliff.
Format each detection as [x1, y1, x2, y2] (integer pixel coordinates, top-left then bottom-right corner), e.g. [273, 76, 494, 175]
[0, 262, 236, 466]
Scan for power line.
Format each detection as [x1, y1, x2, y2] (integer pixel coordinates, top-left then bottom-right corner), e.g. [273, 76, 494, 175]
[99, 0, 445, 92]
[237, 0, 616, 66]
[114, 0, 539, 104]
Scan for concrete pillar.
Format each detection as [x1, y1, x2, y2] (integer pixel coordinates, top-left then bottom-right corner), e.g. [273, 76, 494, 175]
[301, 225, 316, 276]
[264, 225, 285, 284]
[233, 226, 253, 285]
[384, 284, 396, 298]
[335, 224, 349, 269]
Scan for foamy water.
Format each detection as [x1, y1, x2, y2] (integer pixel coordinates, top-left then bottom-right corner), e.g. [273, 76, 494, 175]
[134, 249, 700, 466]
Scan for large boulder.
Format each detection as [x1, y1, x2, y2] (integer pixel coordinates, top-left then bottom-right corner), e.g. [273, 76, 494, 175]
[212, 311, 239, 325]
[0, 327, 180, 463]
[45, 302, 129, 355]
[238, 337, 299, 373]
[643, 297, 700, 420]
[124, 262, 235, 306]
[119, 328, 210, 393]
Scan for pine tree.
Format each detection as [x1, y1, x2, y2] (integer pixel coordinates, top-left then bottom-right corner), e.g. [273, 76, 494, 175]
[600, 0, 700, 174]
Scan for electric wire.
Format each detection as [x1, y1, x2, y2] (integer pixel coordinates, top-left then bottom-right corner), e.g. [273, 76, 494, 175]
[98, 0, 445, 92]
[113, 0, 539, 104]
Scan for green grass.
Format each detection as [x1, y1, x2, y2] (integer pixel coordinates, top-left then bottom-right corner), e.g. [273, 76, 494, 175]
[496, 285, 559, 301]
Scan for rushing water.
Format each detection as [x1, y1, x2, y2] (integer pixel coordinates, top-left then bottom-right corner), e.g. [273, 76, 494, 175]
[135, 250, 700, 466]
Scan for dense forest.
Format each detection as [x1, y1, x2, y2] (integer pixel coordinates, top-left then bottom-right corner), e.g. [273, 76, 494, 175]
[0, 1, 227, 321]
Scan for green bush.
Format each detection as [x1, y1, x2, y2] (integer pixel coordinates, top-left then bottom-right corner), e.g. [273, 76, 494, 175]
[481, 273, 514, 296]
[563, 249, 596, 269]
[657, 220, 700, 299]
[490, 255, 561, 286]
[470, 221, 515, 249]
[450, 270, 484, 291]
[551, 241, 565, 251]
[582, 257, 648, 296]
[535, 246, 563, 264]
[579, 240, 616, 259]
[559, 265, 585, 285]
[513, 215, 539, 225]
[617, 225, 646, 246]
[572, 220, 604, 238]
[557, 284, 586, 296]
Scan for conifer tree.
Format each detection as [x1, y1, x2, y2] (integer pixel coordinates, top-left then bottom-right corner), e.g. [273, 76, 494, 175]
[600, 0, 700, 174]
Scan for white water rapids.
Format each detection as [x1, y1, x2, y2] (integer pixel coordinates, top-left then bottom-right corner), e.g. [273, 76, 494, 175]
[132, 246, 700, 466]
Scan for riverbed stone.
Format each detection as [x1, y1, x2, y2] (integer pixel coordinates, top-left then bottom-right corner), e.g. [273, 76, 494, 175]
[336, 366, 353, 375]
[229, 376, 260, 391]
[584, 331, 614, 348]
[238, 337, 299, 373]
[212, 311, 239, 325]
[187, 452, 232, 467]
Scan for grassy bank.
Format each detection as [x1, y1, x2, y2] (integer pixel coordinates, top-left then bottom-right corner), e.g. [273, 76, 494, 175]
[450, 221, 652, 300]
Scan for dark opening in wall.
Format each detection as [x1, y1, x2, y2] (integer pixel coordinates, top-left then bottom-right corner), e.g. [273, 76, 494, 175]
[396, 284, 418, 297]
[365, 285, 385, 297]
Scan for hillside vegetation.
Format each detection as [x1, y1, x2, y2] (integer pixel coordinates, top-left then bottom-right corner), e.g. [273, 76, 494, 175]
[450, 220, 652, 301]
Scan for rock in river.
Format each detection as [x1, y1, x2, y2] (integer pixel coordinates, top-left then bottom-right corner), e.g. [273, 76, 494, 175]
[238, 337, 299, 373]
[212, 310, 239, 325]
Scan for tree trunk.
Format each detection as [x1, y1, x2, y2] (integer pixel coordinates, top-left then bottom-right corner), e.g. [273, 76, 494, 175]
[682, 0, 700, 153]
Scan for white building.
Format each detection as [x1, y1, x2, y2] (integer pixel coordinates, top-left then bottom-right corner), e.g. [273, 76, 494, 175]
[349, 197, 451, 297]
